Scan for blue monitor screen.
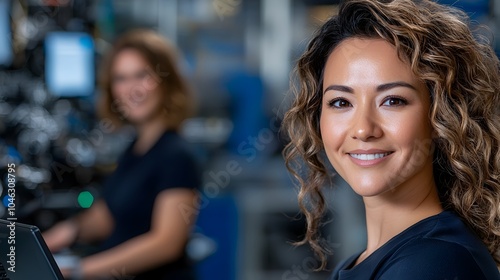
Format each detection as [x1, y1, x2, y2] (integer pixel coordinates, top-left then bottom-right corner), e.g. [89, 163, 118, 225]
[0, 0, 13, 67]
[45, 32, 95, 97]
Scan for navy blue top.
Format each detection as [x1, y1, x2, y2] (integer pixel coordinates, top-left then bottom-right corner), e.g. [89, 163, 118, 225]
[100, 130, 201, 280]
[330, 211, 500, 280]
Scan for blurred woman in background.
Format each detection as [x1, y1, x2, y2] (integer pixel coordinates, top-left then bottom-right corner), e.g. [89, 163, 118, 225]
[283, 0, 500, 279]
[44, 29, 201, 280]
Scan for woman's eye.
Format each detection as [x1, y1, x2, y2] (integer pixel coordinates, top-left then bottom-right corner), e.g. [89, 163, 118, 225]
[382, 96, 408, 106]
[328, 98, 352, 108]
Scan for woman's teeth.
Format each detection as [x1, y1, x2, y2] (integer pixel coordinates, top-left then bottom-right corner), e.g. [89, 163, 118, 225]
[349, 152, 391, 160]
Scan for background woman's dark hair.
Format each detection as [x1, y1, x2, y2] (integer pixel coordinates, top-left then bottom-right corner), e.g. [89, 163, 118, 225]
[282, 0, 500, 269]
[98, 29, 194, 130]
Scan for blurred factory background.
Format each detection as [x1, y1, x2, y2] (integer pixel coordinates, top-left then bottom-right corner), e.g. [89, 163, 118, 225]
[0, 0, 498, 279]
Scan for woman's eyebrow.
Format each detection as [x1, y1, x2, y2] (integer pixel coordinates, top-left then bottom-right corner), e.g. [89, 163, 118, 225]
[323, 81, 416, 95]
[376, 81, 416, 92]
[323, 85, 353, 94]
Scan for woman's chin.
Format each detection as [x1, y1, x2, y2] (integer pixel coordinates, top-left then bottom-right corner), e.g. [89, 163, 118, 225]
[349, 182, 396, 198]
[124, 112, 154, 125]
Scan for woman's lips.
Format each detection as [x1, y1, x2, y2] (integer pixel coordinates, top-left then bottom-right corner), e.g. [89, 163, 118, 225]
[347, 150, 394, 166]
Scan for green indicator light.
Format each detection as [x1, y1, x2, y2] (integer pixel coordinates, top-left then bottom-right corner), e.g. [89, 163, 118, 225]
[78, 191, 94, 208]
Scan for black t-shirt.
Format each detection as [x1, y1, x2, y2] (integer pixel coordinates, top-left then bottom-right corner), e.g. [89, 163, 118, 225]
[100, 130, 201, 280]
[330, 210, 500, 280]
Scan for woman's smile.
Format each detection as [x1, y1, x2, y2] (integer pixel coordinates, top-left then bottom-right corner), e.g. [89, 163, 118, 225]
[347, 150, 394, 166]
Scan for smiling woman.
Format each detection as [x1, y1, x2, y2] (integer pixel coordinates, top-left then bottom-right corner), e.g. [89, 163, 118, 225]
[43, 30, 201, 280]
[283, 0, 500, 279]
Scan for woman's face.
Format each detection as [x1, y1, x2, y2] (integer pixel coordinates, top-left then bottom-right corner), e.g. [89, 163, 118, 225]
[111, 48, 165, 125]
[320, 38, 435, 198]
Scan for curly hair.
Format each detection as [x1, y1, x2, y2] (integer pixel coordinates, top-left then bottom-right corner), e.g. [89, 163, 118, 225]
[282, 0, 500, 269]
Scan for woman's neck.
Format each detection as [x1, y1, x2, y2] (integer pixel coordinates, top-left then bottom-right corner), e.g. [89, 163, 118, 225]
[356, 173, 443, 265]
[133, 115, 172, 155]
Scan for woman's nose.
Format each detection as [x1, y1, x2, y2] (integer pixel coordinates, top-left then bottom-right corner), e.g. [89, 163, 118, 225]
[350, 106, 383, 141]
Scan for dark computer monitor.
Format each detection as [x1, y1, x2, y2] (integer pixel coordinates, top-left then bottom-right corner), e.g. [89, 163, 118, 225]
[0, 219, 64, 280]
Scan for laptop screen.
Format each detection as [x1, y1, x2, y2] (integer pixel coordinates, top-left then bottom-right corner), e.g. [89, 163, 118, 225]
[0, 219, 63, 280]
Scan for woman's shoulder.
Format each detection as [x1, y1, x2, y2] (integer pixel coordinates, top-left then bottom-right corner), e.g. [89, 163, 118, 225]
[330, 211, 500, 280]
[417, 210, 491, 256]
[378, 211, 500, 279]
[378, 237, 499, 279]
